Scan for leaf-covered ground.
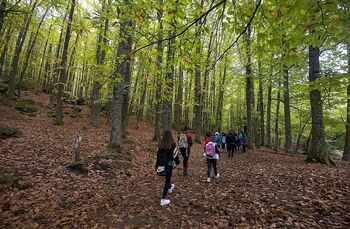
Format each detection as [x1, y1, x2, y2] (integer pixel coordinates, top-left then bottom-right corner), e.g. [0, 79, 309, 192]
[1, 92, 349, 228]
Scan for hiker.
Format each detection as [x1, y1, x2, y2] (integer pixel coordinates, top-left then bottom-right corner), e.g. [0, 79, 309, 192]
[234, 132, 240, 153]
[239, 130, 247, 153]
[178, 126, 193, 176]
[203, 132, 220, 183]
[204, 132, 211, 145]
[226, 131, 235, 157]
[221, 132, 226, 152]
[156, 130, 180, 206]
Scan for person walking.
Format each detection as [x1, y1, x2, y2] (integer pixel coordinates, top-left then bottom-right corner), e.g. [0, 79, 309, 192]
[204, 132, 220, 182]
[156, 130, 180, 206]
[239, 130, 248, 153]
[178, 126, 193, 176]
[226, 131, 235, 157]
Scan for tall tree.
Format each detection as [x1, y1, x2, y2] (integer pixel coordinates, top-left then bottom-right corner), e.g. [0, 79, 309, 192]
[55, 0, 76, 125]
[110, 0, 133, 149]
[153, 0, 163, 141]
[7, 0, 38, 102]
[343, 43, 350, 161]
[306, 45, 333, 165]
[90, 0, 110, 127]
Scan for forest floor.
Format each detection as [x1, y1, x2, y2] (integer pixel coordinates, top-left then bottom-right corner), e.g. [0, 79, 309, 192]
[0, 91, 350, 228]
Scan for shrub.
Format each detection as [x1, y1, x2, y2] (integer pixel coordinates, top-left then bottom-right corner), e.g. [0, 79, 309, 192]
[22, 78, 41, 91]
[15, 100, 38, 113]
[0, 126, 21, 139]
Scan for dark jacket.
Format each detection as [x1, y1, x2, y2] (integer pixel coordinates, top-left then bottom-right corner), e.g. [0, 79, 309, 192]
[156, 143, 180, 170]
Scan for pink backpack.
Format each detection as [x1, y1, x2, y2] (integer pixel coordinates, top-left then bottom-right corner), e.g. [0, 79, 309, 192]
[205, 142, 216, 158]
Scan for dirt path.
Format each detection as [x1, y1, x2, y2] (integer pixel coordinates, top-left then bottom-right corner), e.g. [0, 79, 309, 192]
[1, 92, 349, 228]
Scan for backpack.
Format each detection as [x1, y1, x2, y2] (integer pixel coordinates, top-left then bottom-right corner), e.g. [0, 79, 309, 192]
[178, 133, 188, 148]
[213, 135, 221, 144]
[226, 133, 234, 144]
[205, 142, 216, 158]
[156, 148, 172, 176]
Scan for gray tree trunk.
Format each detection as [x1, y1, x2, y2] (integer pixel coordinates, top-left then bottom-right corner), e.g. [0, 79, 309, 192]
[38, 23, 53, 86]
[266, 78, 272, 147]
[193, 28, 202, 142]
[7, 0, 37, 102]
[153, 0, 163, 141]
[283, 65, 292, 153]
[91, 0, 109, 127]
[258, 62, 264, 146]
[110, 0, 133, 149]
[18, 7, 49, 98]
[274, 83, 281, 151]
[306, 45, 333, 165]
[174, 64, 183, 130]
[55, 0, 76, 125]
[216, 56, 227, 131]
[0, 25, 13, 80]
[343, 43, 350, 161]
[244, 25, 254, 149]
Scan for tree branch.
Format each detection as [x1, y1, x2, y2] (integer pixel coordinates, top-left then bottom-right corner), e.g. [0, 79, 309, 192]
[212, 0, 262, 67]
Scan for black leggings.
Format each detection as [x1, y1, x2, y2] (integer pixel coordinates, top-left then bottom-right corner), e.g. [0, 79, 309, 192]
[227, 144, 234, 157]
[180, 148, 190, 174]
[207, 158, 218, 178]
[162, 168, 172, 199]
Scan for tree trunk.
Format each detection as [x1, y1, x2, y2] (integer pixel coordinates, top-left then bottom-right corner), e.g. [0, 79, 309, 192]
[258, 62, 264, 146]
[244, 25, 254, 149]
[153, 0, 163, 141]
[343, 43, 350, 161]
[7, 0, 37, 102]
[274, 83, 281, 151]
[38, 23, 53, 87]
[110, 0, 133, 149]
[296, 115, 310, 154]
[0, 0, 6, 34]
[18, 7, 49, 98]
[0, 25, 12, 80]
[55, 0, 76, 125]
[43, 44, 53, 92]
[306, 45, 333, 165]
[193, 28, 202, 142]
[216, 56, 227, 131]
[163, 28, 175, 131]
[174, 63, 183, 130]
[266, 76, 272, 147]
[136, 70, 149, 128]
[283, 64, 292, 153]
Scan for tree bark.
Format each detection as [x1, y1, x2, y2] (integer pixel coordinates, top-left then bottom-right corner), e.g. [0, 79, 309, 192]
[0, 25, 12, 80]
[216, 56, 227, 131]
[7, 0, 37, 102]
[283, 63, 292, 153]
[306, 45, 333, 165]
[174, 63, 183, 130]
[18, 7, 49, 98]
[258, 61, 264, 146]
[274, 83, 281, 151]
[266, 76, 272, 147]
[343, 43, 350, 161]
[110, 0, 133, 149]
[244, 25, 254, 149]
[153, 0, 163, 141]
[55, 0, 76, 125]
[38, 23, 53, 87]
[193, 28, 202, 142]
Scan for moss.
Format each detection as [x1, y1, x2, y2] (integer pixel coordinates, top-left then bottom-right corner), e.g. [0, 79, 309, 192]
[0, 166, 32, 190]
[15, 100, 38, 113]
[62, 91, 79, 105]
[0, 126, 21, 139]
[95, 146, 132, 162]
[22, 78, 41, 91]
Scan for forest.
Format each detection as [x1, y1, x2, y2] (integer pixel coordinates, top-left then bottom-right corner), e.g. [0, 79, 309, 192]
[0, 0, 349, 227]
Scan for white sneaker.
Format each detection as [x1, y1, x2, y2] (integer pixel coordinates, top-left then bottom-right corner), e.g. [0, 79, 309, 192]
[168, 184, 175, 193]
[160, 199, 170, 206]
[207, 178, 211, 183]
[215, 173, 220, 179]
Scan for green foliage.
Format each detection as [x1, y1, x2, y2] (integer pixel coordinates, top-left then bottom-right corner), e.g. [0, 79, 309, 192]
[0, 126, 21, 139]
[15, 100, 38, 113]
[21, 78, 41, 91]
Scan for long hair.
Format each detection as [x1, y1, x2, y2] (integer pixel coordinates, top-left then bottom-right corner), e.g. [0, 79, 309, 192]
[159, 130, 174, 149]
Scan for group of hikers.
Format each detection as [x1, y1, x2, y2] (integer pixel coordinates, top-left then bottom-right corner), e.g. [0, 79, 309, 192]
[155, 127, 248, 206]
